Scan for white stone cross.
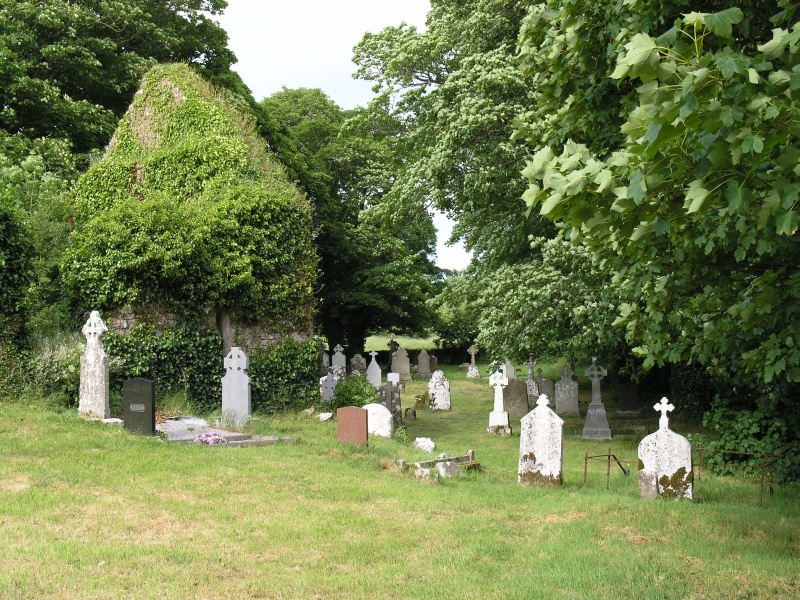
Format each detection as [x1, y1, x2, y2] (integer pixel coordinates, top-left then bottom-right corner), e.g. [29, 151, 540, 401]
[369, 350, 378, 360]
[489, 368, 508, 412]
[536, 393, 550, 408]
[468, 345, 479, 366]
[654, 397, 675, 431]
[321, 373, 337, 403]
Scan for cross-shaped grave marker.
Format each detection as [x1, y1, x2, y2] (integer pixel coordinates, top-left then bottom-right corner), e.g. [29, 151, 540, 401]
[321, 373, 337, 403]
[584, 356, 607, 404]
[468, 345, 479, 366]
[489, 368, 509, 413]
[654, 397, 675, 430]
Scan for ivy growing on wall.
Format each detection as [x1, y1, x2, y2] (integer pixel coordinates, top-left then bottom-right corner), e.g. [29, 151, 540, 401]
[60, 64, 317, 330]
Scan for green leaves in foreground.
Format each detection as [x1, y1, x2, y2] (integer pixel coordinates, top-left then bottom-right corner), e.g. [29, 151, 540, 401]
[519, 5, 800, 387]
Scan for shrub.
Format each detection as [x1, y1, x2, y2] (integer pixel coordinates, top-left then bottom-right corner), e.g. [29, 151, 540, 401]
[326, 374, 378, 411]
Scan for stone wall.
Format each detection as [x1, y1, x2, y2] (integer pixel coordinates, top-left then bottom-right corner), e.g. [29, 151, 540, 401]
[107, 305, 313, 355]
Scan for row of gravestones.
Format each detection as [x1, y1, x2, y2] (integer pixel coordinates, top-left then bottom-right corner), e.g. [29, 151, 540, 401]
[320, 345, 439, 382]
[78, 312, 690, 500]
[77, 311, 257, 431]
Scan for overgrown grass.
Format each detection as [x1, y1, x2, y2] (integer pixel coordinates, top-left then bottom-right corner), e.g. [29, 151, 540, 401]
[1, 369, 797, 599]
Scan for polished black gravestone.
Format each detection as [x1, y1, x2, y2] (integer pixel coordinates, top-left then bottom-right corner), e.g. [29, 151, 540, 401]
[123, 377, 155, 435]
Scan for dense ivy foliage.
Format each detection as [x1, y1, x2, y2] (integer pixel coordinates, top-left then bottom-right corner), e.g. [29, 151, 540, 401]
[61, 64, 316, 329]
[0, 199, 32, 344]
[248, 339, 320, 413]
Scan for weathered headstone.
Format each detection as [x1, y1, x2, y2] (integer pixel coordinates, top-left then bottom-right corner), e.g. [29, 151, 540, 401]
[503, 378, 529, 418]
[331, 344, 347, 370]
[413, 437, 435, 453]
[331, 365, 346, 380]
[363, 403, 393, 438]
[405, 407, 416, 421]
[617, 382, 640, 414]
[537, 367, 555, 402]
[319, 349, 330, 377]
[488, 367, 511, 435]
[221, 346, 251, 427]
[582, 357, 612, 440]
[416, 349, 432, 380]
[638, 398, 693, 500]
[525, 359, 540, 400]
[518, 395, 564, 486]
[554, 364, 580, 416]
[337, 406, 368, 446]
[429, 355, 438, 372]
[428, 370, 451, 411]
[391, 347, 412, 382]
[350, 353, 367, 375]
[320, 373, 337, 403]
[467, 345, 481, 378]
[78, 311, 110, 419]
[379, 381, 402, 424]
[366, 350, 382, 389]
[504, 359, 517, 380]
[123, 377, 155, 435]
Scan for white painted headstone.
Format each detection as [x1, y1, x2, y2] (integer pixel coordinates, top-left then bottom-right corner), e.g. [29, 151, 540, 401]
[331, 344, 347, 369]
[413, 437, 435, 453]
[221, 347, 251, 427]
[367, 350, 382, 389]
[363, 402, 393, 438]
[78, 311, 110, 419]
[488, 367, 511, 435]
[428, 370, 451, 410]
[638, 397, 693, 500]
[320, 373, 337, 403]
[519, 395, 565, 485]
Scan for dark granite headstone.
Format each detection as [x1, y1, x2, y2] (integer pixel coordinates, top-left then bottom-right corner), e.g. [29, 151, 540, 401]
[123, 377, 155, 435]
[337, 406, 368, 446]
[405, 407, 416, 421]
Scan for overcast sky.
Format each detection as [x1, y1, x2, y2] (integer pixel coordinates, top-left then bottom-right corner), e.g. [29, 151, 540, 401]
[214, 0, 472, 271]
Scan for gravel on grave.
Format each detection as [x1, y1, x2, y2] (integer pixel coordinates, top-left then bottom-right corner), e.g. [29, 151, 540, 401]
[156, 417, 296, 447]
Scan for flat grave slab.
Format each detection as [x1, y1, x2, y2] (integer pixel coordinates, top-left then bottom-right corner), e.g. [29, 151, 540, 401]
[156, 416, 296, 447]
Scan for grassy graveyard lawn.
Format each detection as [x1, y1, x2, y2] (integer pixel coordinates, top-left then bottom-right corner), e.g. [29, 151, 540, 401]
[1, 366, 798, 599]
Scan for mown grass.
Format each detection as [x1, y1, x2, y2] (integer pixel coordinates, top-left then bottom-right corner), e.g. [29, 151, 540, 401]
[364, 335, 436, 352]
[0, 366, 798, 599]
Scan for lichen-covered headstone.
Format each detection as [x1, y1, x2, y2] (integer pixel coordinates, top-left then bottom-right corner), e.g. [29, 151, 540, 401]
[391, 347, 411, 382]
[350, 353, 367, 375]
[416, 349, 432, 380]
[221, 346, 251, 427]
[429, 355, 438, 372]
[582, 357, 612, 440]
[78, 311, 110, 419]
[488, 367, 511, 435]
[525, 359, 540, 400]
[428, 370, 451, 410]
[555, 364, 580, 416]
[366, 350, 382, 388]
[638, 397, 693, 500]
[379, 381, 402, 424]
[363, 403, 394, 438]
[518, 395, 564, 486]
[467, 345, 481, 378]
[331, 344, 347, 370]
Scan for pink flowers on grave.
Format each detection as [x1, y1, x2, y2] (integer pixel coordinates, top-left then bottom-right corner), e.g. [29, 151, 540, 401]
[194, 432, 227, 445]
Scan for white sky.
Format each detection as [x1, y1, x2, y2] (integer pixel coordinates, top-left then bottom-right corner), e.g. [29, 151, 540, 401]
[215, 0, 472, 271]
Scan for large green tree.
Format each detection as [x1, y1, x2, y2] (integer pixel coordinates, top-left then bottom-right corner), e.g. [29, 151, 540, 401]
[261, 88, 438, 350]
[353, 0, 554, 268]
[0, 0, 234, 156]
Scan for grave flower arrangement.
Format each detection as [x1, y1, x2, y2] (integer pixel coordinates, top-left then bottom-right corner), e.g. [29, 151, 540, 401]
[194, 432, 227, 445]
